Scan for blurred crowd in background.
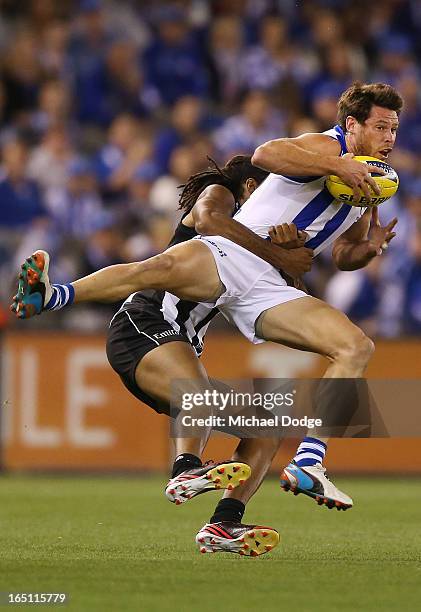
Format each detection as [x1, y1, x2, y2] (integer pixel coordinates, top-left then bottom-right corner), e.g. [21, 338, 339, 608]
[1, 0, 421, 336]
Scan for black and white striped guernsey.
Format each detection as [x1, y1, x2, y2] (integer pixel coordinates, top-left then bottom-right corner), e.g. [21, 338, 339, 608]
[111, 215, 220, 357]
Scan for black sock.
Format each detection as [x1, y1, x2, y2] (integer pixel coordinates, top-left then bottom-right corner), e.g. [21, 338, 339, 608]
[171, 453, 202, 478]
[210, 498, 245, 524]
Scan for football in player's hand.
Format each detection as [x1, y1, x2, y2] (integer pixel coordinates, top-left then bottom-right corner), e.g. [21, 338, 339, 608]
[326, 156, 399, 207]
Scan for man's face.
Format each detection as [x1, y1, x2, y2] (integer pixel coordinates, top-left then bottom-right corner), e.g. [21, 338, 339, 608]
[347, 105, 399, 161]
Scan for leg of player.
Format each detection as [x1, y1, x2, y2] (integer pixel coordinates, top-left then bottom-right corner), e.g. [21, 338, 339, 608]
[11, 241, 224, 319]
[256, 295, 375, 511]
[196, 437, 281, 556]
[223, 438, 281, 505]
[133, 342, 251, 505]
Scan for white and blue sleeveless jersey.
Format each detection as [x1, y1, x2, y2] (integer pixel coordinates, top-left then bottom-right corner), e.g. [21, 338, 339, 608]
[234, 125, 366, 256]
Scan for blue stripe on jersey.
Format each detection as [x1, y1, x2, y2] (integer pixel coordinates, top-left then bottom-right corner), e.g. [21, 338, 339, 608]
[334, 125, 347, 154]
[292, 186, 336, 229]
[305, 203, 353, 249]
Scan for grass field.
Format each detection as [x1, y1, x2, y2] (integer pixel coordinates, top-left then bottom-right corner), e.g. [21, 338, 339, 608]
[0, 475, 420, 611]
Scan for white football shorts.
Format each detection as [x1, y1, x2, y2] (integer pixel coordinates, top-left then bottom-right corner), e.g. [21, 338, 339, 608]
[197, 236, 308, 344]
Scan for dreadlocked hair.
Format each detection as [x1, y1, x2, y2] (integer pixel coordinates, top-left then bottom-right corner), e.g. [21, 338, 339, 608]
[178, 155, 269, 212]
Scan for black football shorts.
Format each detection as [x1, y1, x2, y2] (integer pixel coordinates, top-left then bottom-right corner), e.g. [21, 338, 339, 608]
[106, 307, 190, 416]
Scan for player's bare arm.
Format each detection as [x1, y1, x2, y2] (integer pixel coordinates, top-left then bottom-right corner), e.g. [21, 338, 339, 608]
[332, 207, 397, 271]
[252, 133, 382, 201]
[190, 184, 312, 277]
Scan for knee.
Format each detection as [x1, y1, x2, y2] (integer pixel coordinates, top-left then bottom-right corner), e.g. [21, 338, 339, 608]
[333, 330, 375, 367]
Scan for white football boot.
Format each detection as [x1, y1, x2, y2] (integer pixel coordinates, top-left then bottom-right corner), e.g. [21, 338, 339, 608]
[280, 461, 353, 510]
[165, 460, 251, 505]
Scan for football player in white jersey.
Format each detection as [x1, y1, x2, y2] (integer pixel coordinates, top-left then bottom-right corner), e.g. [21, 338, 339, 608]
[12, 155, 312, 557]
[13, 83, 401, 527]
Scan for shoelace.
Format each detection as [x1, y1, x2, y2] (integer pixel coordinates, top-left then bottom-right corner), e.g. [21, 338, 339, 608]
[314, 463, 329, 479]
[202, 459, 231, 468]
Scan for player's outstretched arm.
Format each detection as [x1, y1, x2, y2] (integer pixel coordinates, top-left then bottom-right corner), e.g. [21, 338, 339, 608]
[332, 208, 397, 271]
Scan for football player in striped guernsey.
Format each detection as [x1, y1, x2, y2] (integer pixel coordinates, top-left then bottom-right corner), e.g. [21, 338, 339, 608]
[12, 82, 403, 544]
[12, 155, 312, 557]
